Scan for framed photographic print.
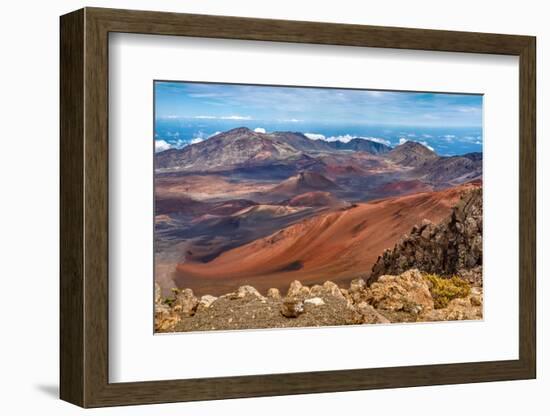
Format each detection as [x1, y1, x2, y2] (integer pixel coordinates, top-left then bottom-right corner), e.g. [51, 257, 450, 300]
[60, 7, 536, 408]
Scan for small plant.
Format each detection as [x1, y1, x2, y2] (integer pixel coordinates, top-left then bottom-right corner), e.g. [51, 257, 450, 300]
[160, 288, 179, 307]
[163, 298, 175, 307]
[424, 273, 470, 309]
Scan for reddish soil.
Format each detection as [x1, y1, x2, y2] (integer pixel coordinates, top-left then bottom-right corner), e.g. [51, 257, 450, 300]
[175, 183, 478, 296]
[269, 171, 338, 197]
[374, 179, 433, 197]
[287, 191, 346, 208]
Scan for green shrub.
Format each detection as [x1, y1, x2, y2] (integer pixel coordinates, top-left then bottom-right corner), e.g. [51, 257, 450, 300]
[424, 273, 470, 309]
[163, 297, 176, 307]
[160, 288, 179, 307]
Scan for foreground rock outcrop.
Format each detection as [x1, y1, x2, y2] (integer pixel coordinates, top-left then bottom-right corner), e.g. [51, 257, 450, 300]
[368, 187, 482, 285]
[155, 269, 482, 333]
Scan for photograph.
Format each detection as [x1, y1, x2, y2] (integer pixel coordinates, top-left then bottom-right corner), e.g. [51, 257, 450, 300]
[153, 81, 484, 333]
[50, 4, 538, 409]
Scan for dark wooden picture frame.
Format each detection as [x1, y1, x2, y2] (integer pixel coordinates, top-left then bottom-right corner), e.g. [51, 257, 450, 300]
[60, 7, 536, 408]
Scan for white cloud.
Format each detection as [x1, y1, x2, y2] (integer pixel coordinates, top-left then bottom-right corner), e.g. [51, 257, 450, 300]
[220, 115, 252, 120]
[279, 118, 302, 123]
[440, 134, 456, 143]
[305, 132, 390, 146]
[365, 91, 384, 97]
[457, 106, 480, 113]
[160, 114, 255, 121]
[304, 133, 326, 141]
[326, 134, 355, 143]
[460, 136, 483, 144]
[306, 133, 353, 143]
[254, 127, 266, 133]
[192, 115, 252, 120]
[155, 140, 172, 153]
[363, 137, 392, 146]
[421, 141, 435, 151]
[156, 133, 224, 151]
[188, 93, 222, 98]
[398, 138, 434, 151]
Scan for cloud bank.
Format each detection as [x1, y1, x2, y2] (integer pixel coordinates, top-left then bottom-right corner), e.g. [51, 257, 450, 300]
[305, 133, 391, 146]
[192, 115, 252, 120]
[155, 140, 172, 153]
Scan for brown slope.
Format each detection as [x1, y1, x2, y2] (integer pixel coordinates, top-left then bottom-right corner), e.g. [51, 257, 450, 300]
[270, 171, 339, 197]
[387, 141, 438, 167]
[414, 154, 482, 186]
[287, 191, 348, 208]
[155, 127, 302, 171]
[373, 179, 433, 198]
[175, 183, 478, 296]
[155, 195, 211, 216]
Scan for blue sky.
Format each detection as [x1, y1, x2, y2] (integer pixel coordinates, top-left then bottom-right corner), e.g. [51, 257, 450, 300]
[155, 81, 482, 128]
[154, 81, 483, 155]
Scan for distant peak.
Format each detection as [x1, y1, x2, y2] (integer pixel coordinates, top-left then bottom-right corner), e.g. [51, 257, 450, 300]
[388, 140, 438, 167]
[223, 127, 254, 135]
[397, 140, 424, 148]
[394, 140, 435, 153]
[461, 152, 483, 161]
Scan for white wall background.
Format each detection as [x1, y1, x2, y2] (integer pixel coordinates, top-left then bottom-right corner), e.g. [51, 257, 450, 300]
[0, 0, 545, 414]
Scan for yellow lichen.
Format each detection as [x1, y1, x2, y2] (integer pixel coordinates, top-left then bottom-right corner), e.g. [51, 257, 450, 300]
[423, 273, 470, 309]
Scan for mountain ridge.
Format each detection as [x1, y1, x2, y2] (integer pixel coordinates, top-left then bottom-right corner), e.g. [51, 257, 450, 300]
[156, 127, 395, 171]
[155, 126, 482, 198]
[387, 140, 439, 166]
[326, 137, 391, 154]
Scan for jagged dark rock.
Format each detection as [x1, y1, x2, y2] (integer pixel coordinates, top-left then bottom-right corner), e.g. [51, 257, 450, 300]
[368, 187, 482, 285]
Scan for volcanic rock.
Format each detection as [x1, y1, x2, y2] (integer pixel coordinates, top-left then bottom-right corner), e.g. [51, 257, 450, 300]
[198, 295, 217, 309]
[366, 269, 434, 317]
[369, 188, 482, 284]
[173, 288, 198, 316]
[355, 302, 391, 324]
[304, 297, 325, 306]
[267, 288, 281, 299]
[286, 280, 310, 298]
[280, 299, 304, 318]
